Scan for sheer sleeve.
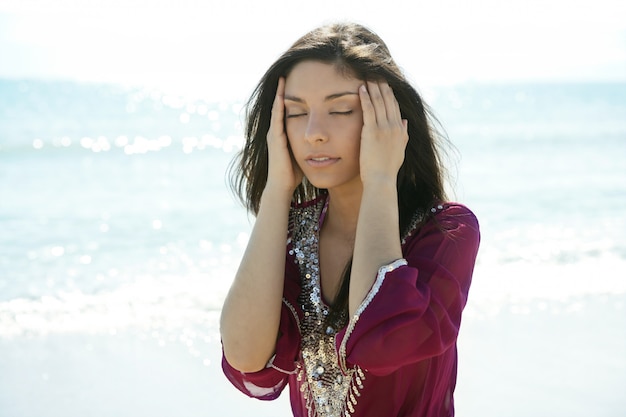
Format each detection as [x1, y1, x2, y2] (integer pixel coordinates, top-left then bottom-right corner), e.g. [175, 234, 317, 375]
[335, 203, 480, 376]
[221, 291, 301, 400]
[222, 250, 301, 400]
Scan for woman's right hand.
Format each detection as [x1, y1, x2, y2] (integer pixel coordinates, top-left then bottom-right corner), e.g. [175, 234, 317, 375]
[265, 77, 303, 194]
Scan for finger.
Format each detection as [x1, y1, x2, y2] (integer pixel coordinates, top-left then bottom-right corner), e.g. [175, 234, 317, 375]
[381, 82, 402, 124]
[269, 77, 285, 135]
[366, 80, 387, 125]
[359, 84, 376, 127]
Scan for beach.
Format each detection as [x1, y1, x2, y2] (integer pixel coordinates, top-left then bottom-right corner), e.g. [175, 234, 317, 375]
[1, 290, 624, 416]
[1, 79, 625, 416]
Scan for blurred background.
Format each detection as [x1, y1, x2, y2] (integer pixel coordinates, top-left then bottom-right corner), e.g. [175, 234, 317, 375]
[1, 0, 625, 416]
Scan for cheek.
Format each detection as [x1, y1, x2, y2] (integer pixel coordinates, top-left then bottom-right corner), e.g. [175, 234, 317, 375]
[285, 123, 296, 146]
[285, 119, 304, 140]
[344, 112, 363, 135]
[285, 122, 305, 156]
[285, 122, 295, 141]
[350, 121, 364, 160]
[344, 119, 363, 147]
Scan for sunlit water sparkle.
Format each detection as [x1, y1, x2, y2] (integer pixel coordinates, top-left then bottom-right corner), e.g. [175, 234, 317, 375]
[1, 80, 625, 416]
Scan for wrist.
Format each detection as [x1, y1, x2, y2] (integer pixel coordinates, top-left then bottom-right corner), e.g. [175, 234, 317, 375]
[261, 182, 294, 204]
[360, 173, 397, 190]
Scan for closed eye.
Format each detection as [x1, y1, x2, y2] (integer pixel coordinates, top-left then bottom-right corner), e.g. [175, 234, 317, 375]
[330, 111, 353, 116]
[286, 113, 307, 118]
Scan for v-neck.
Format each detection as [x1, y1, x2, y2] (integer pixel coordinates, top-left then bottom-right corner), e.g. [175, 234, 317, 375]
[316, 196, 332, 307]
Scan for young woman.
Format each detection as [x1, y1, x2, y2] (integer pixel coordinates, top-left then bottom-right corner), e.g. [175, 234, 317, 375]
[220, 22, 480, 417]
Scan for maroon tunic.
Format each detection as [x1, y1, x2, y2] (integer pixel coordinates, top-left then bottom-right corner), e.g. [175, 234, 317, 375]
[223, 196, 480, 416]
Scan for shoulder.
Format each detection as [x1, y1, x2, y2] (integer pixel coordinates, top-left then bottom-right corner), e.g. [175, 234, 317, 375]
[403, 202, 480, 247]
[433, 202, 479, 232]
[401, 203, 480, 282]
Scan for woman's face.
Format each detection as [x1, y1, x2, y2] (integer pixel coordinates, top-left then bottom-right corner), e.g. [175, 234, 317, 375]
[284, 60, 364, 193]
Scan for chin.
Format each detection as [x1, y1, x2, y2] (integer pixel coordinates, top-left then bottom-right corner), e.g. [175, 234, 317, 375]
[305, 179, 331, 190]
[302, 175, 332, 189]
[304, 175, 361, 193]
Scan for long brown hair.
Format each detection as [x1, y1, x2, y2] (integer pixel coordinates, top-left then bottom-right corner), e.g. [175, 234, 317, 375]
[229, 22, 451, 324]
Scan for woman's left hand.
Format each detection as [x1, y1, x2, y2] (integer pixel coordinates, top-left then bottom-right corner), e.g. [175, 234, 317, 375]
[358, 81, 409, 185]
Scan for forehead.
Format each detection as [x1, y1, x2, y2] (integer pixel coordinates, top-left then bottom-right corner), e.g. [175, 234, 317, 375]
[284, 61, 361, 98]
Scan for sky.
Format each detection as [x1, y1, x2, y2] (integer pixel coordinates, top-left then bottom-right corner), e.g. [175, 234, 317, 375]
[0, 0, 625, 100]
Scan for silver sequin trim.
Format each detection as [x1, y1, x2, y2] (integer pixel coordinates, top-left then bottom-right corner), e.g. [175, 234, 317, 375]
[289, 199, 364, 417]
[338, 258, 408, 373]
[287, 201, 442, 416]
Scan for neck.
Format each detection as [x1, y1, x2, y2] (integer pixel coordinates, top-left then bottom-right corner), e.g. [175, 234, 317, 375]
[324, 184, 362, 238]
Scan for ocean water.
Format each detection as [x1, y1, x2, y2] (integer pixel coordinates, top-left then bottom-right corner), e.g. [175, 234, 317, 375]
[1, 78, 625, 416]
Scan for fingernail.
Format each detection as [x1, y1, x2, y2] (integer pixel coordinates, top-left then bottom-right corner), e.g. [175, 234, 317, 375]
[360, 85, 367, 93]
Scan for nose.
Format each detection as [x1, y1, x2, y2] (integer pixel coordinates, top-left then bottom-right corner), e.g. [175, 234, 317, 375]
[304, 112, 328, 144]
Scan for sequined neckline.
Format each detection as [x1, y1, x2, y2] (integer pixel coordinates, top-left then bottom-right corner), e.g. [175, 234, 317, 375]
[287, 197, 433, 417]
[288, 197, 362, 417]
[316, 196, 334, 309]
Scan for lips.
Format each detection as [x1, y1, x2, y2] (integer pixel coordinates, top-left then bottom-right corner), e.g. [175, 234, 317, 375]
[306, 155, 339, 167]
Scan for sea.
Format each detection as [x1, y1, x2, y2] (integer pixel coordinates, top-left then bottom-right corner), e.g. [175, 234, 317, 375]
[1, 78, 625, 416]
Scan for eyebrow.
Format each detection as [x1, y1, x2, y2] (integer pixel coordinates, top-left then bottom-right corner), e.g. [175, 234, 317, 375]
[284, 91, 358, 103]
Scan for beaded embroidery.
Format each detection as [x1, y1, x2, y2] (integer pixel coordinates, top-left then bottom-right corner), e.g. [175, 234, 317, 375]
[289, 198, 362, 417]
[287, 199, 440, 417]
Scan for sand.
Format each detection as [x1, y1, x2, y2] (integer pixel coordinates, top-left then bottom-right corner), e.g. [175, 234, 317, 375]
[1, 293, 624, 417]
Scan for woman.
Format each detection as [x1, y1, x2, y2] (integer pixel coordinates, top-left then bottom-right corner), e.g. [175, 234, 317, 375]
[220, 22, 480, 417]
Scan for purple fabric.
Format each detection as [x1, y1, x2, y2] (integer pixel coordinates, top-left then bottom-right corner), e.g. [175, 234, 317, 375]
[222, 202, 480, 416]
